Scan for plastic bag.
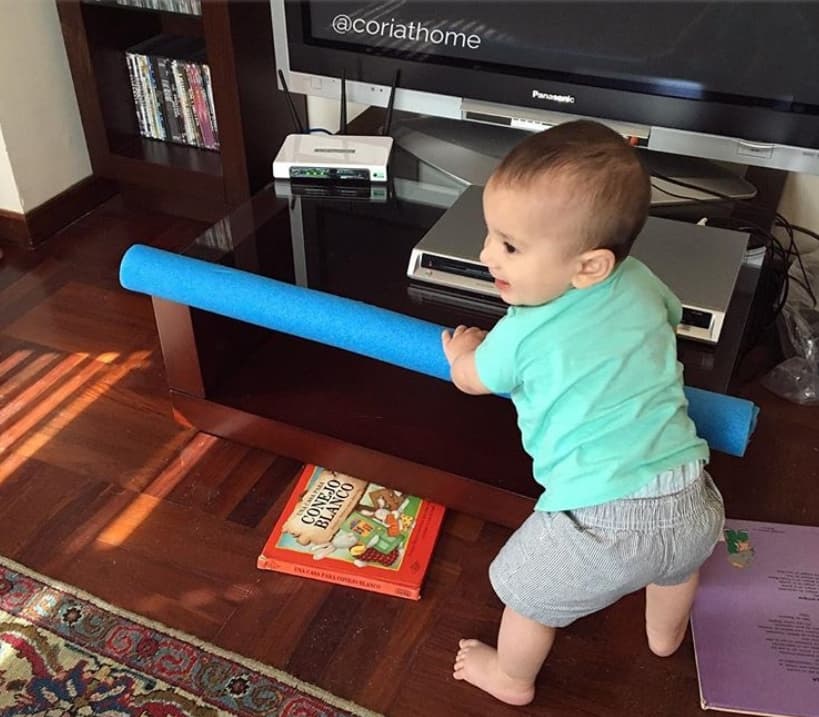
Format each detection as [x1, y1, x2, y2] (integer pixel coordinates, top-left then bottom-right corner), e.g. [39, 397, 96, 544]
[762, 248, 819, 405]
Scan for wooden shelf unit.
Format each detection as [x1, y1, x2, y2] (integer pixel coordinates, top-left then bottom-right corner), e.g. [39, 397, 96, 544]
[57, 0, 304, 222]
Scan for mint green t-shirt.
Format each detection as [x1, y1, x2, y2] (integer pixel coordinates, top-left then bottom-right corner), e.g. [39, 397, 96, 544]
[474, 257, 709, 512]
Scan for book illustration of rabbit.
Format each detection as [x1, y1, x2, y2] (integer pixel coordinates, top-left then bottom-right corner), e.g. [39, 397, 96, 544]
[358, 490, 411, 537]
[309, 526, 402, 568]
[310, 529, 360, 560]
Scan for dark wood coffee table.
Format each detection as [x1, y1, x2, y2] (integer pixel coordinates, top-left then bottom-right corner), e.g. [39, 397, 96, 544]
[151, 155, 761, 528]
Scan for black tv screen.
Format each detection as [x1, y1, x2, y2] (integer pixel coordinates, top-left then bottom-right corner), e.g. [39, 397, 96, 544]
[304, 2, 818, 111]
[279, 1, 819, 171]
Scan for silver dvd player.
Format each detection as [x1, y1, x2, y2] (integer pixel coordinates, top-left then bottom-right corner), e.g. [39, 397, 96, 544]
[406, 185, 750, 344]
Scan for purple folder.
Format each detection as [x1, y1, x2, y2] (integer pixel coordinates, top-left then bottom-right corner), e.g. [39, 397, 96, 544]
[691, 519, 819, 717]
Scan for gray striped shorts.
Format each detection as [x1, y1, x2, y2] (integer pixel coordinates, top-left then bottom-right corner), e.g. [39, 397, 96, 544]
[489, 461, 725, 627]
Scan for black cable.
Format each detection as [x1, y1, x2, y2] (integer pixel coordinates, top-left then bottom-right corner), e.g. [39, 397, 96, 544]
[769, 214, 816, 306]
[790, 223, 819, 243]
[339, 68, 347, 135]
[277, 69, 305, 134]
[787, 274, 816, 298]
[383, 69, 400, 136]
[693, 214, 794, 330]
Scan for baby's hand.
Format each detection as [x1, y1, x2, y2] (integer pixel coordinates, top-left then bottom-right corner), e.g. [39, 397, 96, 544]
[441, 325, 487, 366]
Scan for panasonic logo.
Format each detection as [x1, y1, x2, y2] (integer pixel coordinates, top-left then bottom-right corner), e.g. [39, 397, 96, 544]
[531, 90, 575, 104]
[314, 148, 356, 153]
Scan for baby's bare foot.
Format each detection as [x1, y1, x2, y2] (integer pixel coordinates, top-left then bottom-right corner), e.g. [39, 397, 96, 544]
[452, 639, 535, 706]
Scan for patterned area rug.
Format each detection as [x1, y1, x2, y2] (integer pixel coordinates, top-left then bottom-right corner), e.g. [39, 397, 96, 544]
[0, 556, 380, 716]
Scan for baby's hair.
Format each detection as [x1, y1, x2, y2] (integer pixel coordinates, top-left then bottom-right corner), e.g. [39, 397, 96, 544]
[491, 120, 651, 262]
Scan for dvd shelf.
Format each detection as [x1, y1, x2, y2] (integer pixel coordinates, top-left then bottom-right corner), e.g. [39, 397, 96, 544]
[58, 0, 304, 222]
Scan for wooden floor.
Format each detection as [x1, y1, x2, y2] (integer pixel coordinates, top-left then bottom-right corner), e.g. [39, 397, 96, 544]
[1, 198, 818, 717]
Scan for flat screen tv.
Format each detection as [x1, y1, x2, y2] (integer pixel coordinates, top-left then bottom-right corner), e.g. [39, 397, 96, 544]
[271, 1, 819, 179]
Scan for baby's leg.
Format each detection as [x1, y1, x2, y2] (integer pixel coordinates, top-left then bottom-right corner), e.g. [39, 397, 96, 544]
[453, 606, 555, 706]
[645, 571, 699, 657]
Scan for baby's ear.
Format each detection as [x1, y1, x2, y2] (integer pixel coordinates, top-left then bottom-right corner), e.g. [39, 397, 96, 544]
[572, 248, 615, 289]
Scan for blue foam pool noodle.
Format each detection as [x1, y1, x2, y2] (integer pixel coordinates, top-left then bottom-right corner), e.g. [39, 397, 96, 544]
[120, 244, 758, 457]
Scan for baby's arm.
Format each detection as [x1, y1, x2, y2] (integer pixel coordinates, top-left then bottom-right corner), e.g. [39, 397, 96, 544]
[660, 281, 684, 328]
[441, 325, 492, 395]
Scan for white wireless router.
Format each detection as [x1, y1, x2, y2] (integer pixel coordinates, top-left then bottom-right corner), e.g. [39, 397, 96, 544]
[273, 69, 397, 184]
[273, 133, 393, 183]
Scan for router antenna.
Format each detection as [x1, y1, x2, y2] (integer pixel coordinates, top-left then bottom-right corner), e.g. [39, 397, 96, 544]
[278, 69, 305, 134]
[339, 69, 348, 135]
[383, 69, 400, 136]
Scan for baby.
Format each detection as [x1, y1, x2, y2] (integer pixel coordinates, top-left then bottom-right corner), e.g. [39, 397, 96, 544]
[441, 120, 724, 706]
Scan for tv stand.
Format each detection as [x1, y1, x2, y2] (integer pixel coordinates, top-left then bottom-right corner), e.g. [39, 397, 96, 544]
[391, 115, 757, 206]
[152, 159, 762, 529]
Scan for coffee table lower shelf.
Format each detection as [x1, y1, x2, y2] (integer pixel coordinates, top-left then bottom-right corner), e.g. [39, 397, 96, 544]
[170, 391, 537, 529]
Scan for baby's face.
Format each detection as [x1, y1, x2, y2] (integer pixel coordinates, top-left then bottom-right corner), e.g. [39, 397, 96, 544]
[480, 178, 585, 306]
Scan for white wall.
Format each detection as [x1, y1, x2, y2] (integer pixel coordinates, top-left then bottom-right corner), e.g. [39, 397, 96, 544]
[0, 125, 21, 212]
[0, 0, 91, 213]
[306, 95, 368, 134]
[777, 173, 819, 254]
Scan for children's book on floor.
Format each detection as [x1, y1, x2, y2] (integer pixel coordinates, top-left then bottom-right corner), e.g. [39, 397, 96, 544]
[257, 464, 446, 600]
[690, 519, 819, 717]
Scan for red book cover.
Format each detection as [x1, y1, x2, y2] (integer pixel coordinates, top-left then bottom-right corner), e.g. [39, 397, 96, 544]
[258, 464, 446, 600]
